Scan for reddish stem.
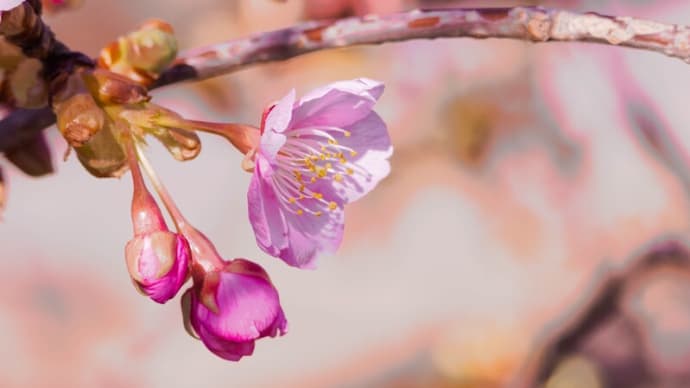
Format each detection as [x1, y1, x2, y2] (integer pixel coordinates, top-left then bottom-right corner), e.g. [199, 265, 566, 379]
[134, 142, 224, 272]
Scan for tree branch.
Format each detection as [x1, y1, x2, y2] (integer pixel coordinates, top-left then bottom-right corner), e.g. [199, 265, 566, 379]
[4, 6, 690, 150]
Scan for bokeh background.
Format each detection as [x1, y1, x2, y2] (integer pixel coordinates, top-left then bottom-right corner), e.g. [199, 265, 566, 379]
[3, 0, 690, 387]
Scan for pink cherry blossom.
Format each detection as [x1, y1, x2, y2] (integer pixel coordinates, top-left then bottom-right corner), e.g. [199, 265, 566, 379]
[183, 259, 287, 361]
[248, 78, 393, 268]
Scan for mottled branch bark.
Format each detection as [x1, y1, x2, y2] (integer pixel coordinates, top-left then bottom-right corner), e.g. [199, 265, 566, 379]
[157, 6, 690, 85]
[4, 6, 690, 151]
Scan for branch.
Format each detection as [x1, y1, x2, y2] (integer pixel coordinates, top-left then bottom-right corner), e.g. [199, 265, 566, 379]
[4, 6, 690, 151]
[156, 6, 690, 85]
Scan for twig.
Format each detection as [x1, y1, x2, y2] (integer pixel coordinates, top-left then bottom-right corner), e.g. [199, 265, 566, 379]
[5, 6, 690, 150]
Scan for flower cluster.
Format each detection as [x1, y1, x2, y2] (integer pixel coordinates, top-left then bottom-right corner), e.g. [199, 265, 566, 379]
[0, 7, 393, 360]
[119, 78, 392, 361]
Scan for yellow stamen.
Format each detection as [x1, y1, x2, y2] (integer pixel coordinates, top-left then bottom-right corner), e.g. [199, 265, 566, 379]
[328, 201, 337, 210]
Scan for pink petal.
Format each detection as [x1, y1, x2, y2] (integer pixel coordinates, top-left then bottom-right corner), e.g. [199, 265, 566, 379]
[125, 232, 191, 304]
[264, 89, 295, 134]
[337, 112, 393, 202]
[291, 78, 384, 129]
[194, 322, 256, 361]
[259, 90, 295, 160]
[280, 206, 344, 268]
[192, 272, 282, 342]
[248, 158, 289, 257]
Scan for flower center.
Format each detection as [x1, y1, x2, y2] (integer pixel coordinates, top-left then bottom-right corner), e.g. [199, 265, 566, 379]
[271, 126, 368, 216]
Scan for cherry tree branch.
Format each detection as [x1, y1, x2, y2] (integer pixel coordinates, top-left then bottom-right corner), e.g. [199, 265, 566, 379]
[156, 6, 690, 86]
[4, 6, 690, 150]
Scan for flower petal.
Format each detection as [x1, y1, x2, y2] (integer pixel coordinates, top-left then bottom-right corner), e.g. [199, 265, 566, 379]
[260, 89, 294, 160]
[194, 322, 256, 361]
[248, 158, 289, 257]
[264, 89, 295, 133]
[280, 206, 344, 268]
[192, 271, 282, 342]
[291, 78, 384, 129]
[312, 112, 392, 204]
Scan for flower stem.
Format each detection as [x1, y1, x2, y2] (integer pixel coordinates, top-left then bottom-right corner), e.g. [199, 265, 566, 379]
[175, 119, 259, 155]
[124, 135, 166, 234]
[134, 142, 225, 272]
[133, 141, 187, 231]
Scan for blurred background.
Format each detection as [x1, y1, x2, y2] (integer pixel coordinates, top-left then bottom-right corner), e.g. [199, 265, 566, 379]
[3, 0, 690, 387]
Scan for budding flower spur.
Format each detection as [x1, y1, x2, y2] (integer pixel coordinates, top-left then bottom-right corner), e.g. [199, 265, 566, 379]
[133, 140, 287, 361]
[123, 137, 190, 304]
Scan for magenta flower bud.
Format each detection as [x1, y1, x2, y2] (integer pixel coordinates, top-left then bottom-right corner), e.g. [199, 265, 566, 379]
[182, 258, 287, 361]
[125, 230, 190, 304]
[124, 145, 190, 304]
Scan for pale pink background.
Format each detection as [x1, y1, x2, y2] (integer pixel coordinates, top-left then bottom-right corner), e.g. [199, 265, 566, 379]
[3, 0, 690, 387]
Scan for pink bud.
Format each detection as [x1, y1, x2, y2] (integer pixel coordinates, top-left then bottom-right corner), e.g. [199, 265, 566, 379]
[182, 258, 287, 361]
[124, 153, 190, 303]
[125, 230, 190, 303]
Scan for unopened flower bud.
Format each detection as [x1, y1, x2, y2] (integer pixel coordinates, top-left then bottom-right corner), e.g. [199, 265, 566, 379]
[82, 68, 150, 105]
[125, 20, 177, 74]
[124, 159, 190, 303]
[51, 72, 128, 178]
[181, 258, 287, 361]
[126, 230, 190, 304]
[54, 92, 104, 148]
[151, 126, 201, 161]
[72, 119, 128, 178]
[119, 105, 201, 161]
[98, 19, 177, 86]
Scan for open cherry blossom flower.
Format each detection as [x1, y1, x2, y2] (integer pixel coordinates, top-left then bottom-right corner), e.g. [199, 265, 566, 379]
[248, 78, 393, 268]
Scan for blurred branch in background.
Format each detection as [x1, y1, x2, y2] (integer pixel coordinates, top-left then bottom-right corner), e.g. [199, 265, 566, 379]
[5, 5, 690, 152]
[524, 239, 690, 388]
